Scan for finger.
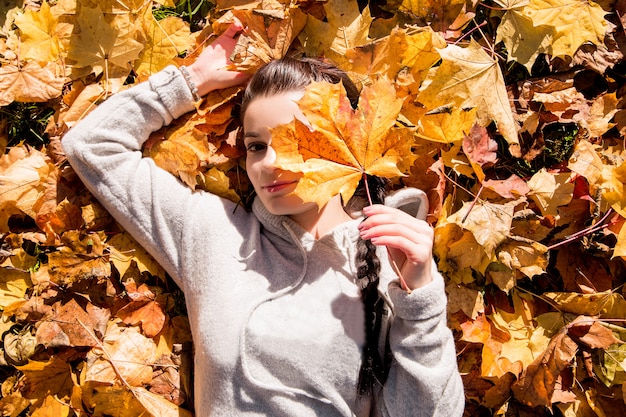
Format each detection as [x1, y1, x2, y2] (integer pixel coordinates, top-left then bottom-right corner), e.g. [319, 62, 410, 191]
[369, 234, 432, 265]
[360, 212, 432, 237]
[360, 223, 433, 247]
[223, 19, 245, 38]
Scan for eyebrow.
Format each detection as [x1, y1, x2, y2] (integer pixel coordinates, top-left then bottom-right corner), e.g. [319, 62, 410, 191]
[243, 131, 260, 139]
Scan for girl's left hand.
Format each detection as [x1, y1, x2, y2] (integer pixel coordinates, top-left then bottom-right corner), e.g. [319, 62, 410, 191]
[359, 204, 434, 290]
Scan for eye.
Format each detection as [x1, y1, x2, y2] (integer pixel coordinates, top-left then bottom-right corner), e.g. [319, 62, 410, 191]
[245, 142, 268, 153]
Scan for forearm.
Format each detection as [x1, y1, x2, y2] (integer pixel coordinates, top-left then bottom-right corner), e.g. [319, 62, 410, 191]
[380, 270, 464, 417]
[61, 67, 197, 282]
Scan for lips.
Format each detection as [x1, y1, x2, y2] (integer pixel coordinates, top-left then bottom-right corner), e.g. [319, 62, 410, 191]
[263, 180, 298, 193]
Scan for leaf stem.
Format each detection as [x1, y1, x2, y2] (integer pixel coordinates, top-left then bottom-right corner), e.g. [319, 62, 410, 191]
[363, 173, 411, 293]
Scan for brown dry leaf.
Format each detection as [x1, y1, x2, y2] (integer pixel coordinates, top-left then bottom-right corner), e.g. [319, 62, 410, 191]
[131, 386, 193, 417]
[490, 291, 550, 375]
[0, 393, 31, 417]
[446, 283, 485, 319]
[197, 166, 242, 203]
[482, 175, 531, 199]
[346, 26, 445, 87]
[541, 291, 626, 319]
[36, 297, 110, 348]
[555, 244, 614, 292]
[567, 317, 621, 349]
[55, 81, 107, 129]
[0, 61, 65, 106]
[497, 237, 549, 279]
[434, 222, 490, 284]
[568, 139, 604, 185]
[117, 282, 168, 338]
[601, 161, 626, 218]
[462, 124, 498, 167]
[578, 93, 619, 139]
[224, 5, 307, 72]
[84, 321, 157, 387]
[47, 231, 110, 286]
[271, 78, 411, 208]
[460, 312, 491, 344]
[80, 382, 150, 417]
[511, 320, 578, 407]
[81, 382, 193, 417]
[418, 39, 520, 156]
[404, 156, 446, 223]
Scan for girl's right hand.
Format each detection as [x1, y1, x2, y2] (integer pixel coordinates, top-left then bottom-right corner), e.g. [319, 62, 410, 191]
[186, 20, 250, 97]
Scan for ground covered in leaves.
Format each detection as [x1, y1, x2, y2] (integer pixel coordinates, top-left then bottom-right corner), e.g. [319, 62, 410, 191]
[1, 0, 626, 416]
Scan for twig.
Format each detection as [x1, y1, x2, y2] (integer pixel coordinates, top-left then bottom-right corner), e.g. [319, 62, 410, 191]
[461, 183, 484, 223]
[75, 319, 132, 390]
[546, 208, 614, 250]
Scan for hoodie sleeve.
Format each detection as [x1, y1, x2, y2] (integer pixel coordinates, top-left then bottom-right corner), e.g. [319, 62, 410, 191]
[378, 188, 465, 417]
[61, 66, 207, 286]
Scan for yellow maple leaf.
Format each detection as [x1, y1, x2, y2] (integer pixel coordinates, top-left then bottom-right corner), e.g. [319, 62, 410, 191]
[522, 0, 609, 59]
[527, 168, 575, 216]
[417, 105, 477, 144]
[144, 114, 213, 189]
[299, 0, 372, 61]
[397, 0, 466, 31]
[107, 232, 166, 279]
[66, 6, 143, 76]
[0, 267, 30, 310]
[418, 39, 520, 157]
[0, 61, 65, 106]
[17, 356, 75, 400]
[446, 200, 518, 258]
[270, 78, 411, 208]
[0, 147, 56, 231]
[494, 0, 553, 70]
[135, 15, 192, 77]
[347, 26, 445, 88]
[14, 1, 72, 62]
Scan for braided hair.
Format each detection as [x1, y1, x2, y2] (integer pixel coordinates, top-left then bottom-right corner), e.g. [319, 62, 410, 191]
[241, 57, 388, 394]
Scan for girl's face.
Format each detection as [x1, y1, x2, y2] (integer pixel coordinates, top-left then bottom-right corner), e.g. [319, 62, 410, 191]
[243, 91, 318, 217]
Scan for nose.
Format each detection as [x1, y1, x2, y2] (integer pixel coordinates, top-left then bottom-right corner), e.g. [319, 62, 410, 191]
[260, 146, 278, 169]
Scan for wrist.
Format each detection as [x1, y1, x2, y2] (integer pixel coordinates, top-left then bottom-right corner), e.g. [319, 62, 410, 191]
[179, 65, 201, 101]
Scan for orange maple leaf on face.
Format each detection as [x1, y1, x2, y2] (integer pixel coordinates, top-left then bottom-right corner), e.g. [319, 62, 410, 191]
[270, 78, 412, 208]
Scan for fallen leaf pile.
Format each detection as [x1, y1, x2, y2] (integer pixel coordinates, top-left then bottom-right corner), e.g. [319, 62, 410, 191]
[1, 0, 626, 415]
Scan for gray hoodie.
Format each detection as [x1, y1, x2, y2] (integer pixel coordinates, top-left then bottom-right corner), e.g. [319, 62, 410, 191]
[62, 66, 464, 417]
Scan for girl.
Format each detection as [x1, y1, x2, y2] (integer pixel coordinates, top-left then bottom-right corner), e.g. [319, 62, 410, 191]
[62, 22, 464, 417]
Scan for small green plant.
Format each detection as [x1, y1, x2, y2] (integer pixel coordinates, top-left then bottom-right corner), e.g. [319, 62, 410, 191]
[0, 101, 54, 148]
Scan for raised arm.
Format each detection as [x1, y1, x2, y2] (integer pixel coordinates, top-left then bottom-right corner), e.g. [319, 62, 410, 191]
[360, 191, 465, 417]
[62, 23, 248, 284]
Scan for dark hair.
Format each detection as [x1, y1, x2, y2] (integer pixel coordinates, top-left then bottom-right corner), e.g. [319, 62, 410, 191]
[240, 56, 359, 118]
[242, 57, 389, 394]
